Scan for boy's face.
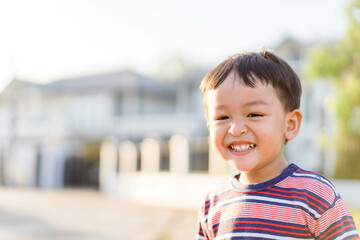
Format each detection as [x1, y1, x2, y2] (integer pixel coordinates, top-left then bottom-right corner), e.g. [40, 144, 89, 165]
[205, 73, 299, 182]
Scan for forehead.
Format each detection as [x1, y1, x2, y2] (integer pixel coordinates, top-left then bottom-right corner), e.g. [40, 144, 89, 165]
[205, 73, 280, 105]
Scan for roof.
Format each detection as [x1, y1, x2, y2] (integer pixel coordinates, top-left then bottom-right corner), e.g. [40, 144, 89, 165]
[0, 70, 178, 99]
[43, 70, 177, 96]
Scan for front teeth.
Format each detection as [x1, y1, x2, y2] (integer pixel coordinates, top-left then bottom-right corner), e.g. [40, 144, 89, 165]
[231, 144, 255, 152]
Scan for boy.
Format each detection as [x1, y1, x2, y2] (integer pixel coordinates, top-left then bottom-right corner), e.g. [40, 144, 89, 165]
[197, 50, 359, 239]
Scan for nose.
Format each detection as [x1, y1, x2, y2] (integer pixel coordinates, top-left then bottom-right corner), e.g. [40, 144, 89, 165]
[228, 120, 248, 136]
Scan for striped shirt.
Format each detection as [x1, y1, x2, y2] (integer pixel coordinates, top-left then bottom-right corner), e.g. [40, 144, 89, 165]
[197, 164, 359, 240]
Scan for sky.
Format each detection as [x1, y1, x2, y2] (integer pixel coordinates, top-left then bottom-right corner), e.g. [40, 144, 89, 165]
[0, 0, 351, 91]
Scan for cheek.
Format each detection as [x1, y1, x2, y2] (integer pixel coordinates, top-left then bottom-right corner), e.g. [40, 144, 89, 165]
[258, 120, 286, 141]
[210, 125, 226, 144]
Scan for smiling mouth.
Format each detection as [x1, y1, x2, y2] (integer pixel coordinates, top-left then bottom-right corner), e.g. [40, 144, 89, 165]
[229, 144, 256, 152]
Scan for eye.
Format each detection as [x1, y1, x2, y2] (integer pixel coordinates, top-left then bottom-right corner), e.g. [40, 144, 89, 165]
[216, 116, 229, 121]
[247, 113, 263, 118]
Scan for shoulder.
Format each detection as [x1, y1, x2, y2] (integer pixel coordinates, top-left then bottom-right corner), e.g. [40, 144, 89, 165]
[200, 176, 235, 211]
[203, 176, 233, 200]
[276, 164, 339, 205]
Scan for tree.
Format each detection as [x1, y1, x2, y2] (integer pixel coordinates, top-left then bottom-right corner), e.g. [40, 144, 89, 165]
[307, 0, 360, 179]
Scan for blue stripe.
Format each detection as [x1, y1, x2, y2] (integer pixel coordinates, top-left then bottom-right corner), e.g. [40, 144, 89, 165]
[216, 217, 313, 238]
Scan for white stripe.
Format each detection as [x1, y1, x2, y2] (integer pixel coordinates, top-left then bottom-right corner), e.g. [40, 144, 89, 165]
[334, 230, 359, 240]
[209, 195, 321, 219]
[210, 195, 247, 213]
[216, 232, 315, 240]
[209, 195, 247, 215]
[293, 172, 337, 194]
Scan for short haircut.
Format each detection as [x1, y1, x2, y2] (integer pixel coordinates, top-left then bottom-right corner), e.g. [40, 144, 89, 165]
[200, 50, 302, 112]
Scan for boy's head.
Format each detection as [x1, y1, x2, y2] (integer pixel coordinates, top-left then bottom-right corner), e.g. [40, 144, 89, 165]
[201, 50, 303, 182]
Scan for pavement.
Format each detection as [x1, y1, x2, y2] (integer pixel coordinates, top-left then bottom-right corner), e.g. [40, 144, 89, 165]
[1, 181, 358, 240]
[0, 187, 198, 240]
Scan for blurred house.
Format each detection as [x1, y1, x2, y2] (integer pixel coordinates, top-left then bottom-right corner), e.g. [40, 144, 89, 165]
[0, 70, 208, 188]
[0, 38, 337, 203]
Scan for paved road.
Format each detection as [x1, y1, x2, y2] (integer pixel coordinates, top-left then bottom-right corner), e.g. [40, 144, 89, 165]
[0, 187, 198, 240]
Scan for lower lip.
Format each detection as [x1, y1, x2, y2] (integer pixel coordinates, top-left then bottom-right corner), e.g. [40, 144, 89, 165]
[229, 147, 255, 156]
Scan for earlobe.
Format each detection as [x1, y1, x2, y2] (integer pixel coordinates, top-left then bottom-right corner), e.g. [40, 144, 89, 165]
[284, 109, 302, 141]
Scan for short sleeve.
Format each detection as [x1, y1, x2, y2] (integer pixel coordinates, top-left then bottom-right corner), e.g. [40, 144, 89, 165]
[315, 197, 359, 239]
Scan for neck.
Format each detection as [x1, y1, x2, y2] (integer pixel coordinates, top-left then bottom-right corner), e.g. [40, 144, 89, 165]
[239, 159, 289, 185]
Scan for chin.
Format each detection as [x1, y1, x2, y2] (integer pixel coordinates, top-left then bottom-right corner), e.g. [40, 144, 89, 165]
[228, 160, 255, 172]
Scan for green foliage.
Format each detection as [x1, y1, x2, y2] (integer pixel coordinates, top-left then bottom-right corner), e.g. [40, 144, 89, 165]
[307, 44, 349, 78]
[308, 0, 360, 179]
[350, 208, 360, 231]
[335, 75, 360, 134]
[335, 135, 360, 178]
[308, 0, 360, 79]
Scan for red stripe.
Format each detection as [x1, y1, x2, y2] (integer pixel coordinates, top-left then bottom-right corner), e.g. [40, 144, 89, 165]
[220, 225, 311, 237]
[325, 224, 357, 240]
[211, 202, 308, 225]
[260, 191, 324, 212]
[297, 169, 317, 174]
[323, 219, 356, 240]
[213, 218, 310, 236]
[269, 187, 329, 209]
[198, 228, 204, 235]
[277, 177, 335, 203]
[223, 220, 308, 231]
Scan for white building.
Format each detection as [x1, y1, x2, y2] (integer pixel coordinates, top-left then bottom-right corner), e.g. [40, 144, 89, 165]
[0, 69, 209, 188]
[0, 39, 337, 201]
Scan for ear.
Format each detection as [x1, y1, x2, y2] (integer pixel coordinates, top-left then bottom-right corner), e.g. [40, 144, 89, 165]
[207, 121, 210, 131]
[284, 109, 302, 141]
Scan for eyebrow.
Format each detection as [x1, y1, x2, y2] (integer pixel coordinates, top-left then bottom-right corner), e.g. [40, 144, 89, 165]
[213, 105, 227, 110]
[243, 100, 270, 106]
[213, 100, 269, 110]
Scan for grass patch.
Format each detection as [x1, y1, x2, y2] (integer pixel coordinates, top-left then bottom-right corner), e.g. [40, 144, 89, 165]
[351, 208, 360, 231]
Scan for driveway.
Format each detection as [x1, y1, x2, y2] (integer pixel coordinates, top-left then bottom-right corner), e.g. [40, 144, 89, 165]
[0, 187, 198, 240]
